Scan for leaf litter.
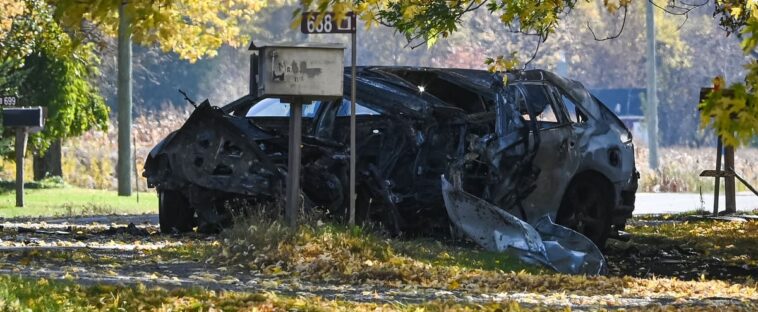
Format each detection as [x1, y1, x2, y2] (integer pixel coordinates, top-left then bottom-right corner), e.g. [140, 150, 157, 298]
[0, 213, 755, 311]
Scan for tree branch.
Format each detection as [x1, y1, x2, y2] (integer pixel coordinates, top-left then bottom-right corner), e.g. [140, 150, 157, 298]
[587, 5, 627, 41]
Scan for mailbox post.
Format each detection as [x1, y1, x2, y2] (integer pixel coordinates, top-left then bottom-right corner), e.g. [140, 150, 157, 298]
[250, 43, 344, 228]
[15, 128, 26, 207]
[1, 100, 44, 207]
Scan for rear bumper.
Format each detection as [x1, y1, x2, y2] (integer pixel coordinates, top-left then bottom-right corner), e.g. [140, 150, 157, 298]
[612, 170, 639, 226]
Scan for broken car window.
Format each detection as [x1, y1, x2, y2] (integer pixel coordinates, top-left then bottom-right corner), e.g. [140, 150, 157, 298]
[520, 84, 559, 124]
[560, 95, 588, 124]
[245, 98, 321, 118]
[336, 99, 381, 116]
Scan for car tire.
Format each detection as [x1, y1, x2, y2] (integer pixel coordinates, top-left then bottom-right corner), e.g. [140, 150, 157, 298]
[159, 190, 195, 234]
[556, 175, 613, 248]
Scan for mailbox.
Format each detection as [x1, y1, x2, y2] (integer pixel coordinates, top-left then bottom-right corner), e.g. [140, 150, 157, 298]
[3, 107, 43, 128]
[2, 106, 44, 208]
[253, 43, 344, 102]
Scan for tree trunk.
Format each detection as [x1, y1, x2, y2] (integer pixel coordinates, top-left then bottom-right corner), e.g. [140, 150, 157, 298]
[33, 139, 62, 180]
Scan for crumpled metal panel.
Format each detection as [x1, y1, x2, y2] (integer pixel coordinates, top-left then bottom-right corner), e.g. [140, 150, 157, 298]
[441, 175, 607, 275]
[534, 216, 607, 275]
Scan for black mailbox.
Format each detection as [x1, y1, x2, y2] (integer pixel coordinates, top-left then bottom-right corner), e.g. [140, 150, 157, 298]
[3, 107, 43, 128]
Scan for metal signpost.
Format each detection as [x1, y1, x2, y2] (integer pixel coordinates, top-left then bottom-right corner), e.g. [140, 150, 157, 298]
[252, 44, 344, 228]
[301, 11, 358, 225]
[1, 96, 44, 207]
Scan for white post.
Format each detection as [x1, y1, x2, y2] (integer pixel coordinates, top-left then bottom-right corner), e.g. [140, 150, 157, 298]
[645, 0, 659, 170]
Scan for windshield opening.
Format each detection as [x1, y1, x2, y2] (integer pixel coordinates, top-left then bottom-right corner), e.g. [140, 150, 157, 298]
[246, 98, 321, 118]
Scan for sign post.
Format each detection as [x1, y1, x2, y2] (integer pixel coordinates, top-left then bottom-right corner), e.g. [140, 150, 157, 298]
[15, 127, 27, 207]
[699, 86, 758, 215]
[1, 97, 44, 208]
[251, 44, 344, 228]
[286, 100, 303, 228]
[301, 11, 358, 225]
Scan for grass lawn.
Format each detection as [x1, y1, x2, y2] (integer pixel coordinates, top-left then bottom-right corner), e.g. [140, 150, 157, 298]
[0, 187, 157, 218]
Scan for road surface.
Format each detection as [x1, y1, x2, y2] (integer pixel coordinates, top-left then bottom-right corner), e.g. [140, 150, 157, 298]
[635, 192, 758, 215]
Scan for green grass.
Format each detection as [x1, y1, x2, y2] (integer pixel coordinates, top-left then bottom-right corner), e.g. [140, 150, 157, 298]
[0, 187, 157, 218]
[393, 238, 540, 272]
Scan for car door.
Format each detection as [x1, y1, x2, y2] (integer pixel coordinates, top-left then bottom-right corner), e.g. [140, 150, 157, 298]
[516, 82, 579, 221]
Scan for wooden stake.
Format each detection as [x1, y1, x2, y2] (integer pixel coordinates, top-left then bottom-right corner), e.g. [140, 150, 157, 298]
[713, 137, 722, 216]
[724, 145, 736, 214]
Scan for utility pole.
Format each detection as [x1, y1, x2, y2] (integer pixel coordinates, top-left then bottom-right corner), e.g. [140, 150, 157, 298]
[645, 0, 659, 170]
[117, 2, 133, 196]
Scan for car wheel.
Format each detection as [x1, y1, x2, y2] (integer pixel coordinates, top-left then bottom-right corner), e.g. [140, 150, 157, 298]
[159, 190, 195, 233]
[556, 176, 613, 247]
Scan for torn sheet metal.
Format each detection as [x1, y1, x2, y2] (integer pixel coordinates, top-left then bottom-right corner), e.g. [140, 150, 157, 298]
[441, 175, 607, 275]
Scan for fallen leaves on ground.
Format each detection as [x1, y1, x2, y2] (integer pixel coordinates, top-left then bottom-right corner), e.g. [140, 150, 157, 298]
[210, 217, 758, 303]
[1, 214, 757, 310]
[0, 275, 398, 311]
[628, 218, 758, 267]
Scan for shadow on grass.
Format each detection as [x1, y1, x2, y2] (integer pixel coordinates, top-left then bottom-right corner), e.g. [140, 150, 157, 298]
[607, 218, 758, 282]
[0, 176, 66, 194]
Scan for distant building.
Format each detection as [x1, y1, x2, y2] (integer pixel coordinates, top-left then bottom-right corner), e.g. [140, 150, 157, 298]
[591, 88, 647, 143]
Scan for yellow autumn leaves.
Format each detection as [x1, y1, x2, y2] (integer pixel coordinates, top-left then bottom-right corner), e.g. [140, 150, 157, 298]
[603, 0, 633, 13]
[698, 1, 758, 147]
[50, 0, 267, 63]
[209, 217, 758, 303]
[631, 219, 758, 266]
[698, 82, 758, 147]
[0, 0, 25, 41]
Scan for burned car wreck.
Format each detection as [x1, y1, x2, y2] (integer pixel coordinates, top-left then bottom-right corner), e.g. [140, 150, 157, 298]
[144, 67, 638, 274]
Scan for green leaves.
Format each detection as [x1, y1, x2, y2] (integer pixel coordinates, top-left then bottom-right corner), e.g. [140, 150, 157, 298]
[0, 0, 109, 155]
[484, 53, 520, 73]
[20, 41, 110, 153]
[698, 78, 758, 148]
[695, 4, 758, 147]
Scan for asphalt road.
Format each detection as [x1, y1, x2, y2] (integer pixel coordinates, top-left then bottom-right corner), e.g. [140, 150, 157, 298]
[635, 192, 758, 215]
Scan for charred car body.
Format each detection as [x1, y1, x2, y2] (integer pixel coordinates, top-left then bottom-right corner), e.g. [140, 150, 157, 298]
[144, 67, 638, 253]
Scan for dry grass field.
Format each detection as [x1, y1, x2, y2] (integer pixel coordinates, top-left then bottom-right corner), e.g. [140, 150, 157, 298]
[636, 143, 758, 193]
